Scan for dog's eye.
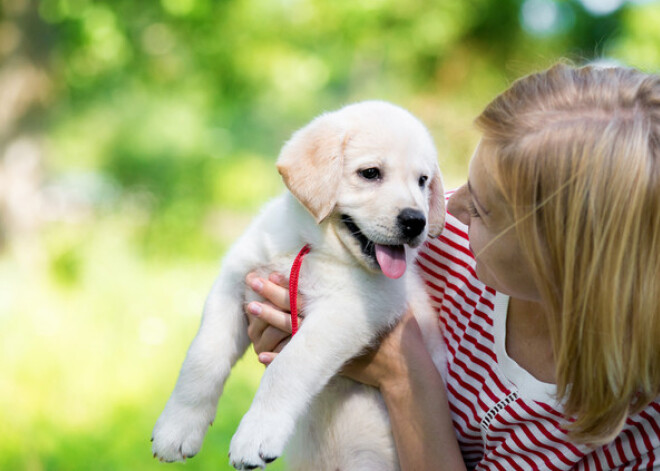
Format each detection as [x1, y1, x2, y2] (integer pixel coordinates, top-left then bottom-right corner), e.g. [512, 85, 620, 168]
[359, 168, 381, 180]
[418, 175, 428, 187]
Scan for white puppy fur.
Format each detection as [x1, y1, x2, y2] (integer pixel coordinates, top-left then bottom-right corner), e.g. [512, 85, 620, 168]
[151, 101, 447, 470]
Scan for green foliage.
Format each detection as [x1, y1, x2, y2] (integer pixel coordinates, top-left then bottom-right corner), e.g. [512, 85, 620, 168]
[21, 0, 660, 259]
[49, 242, 83, 286]
[3, 0, 660, 469]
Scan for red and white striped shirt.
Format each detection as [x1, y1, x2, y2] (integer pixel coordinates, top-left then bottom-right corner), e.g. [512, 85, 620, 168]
[417, 210, 660, 470]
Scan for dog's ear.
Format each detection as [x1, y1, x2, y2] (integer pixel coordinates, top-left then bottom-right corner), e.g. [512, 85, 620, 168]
[427, 171, 446, 238]
[277, 112, 346, 223]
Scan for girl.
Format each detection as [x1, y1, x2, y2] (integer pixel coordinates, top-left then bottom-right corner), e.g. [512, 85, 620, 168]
[245, 63, 660, 469]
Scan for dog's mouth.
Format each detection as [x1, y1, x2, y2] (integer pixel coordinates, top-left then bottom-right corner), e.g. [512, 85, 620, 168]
[341, 215, 407, 279]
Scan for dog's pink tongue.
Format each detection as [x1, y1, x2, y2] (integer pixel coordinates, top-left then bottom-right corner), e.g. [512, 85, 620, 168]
[375, 244, 407, 279]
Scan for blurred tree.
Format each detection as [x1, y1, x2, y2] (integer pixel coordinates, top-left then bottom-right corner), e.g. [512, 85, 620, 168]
[1, 0, 657, 258]
[0, 0, 56, 246]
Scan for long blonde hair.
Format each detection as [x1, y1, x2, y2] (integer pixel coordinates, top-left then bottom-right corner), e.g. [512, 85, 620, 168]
[476, 63, 660, 444]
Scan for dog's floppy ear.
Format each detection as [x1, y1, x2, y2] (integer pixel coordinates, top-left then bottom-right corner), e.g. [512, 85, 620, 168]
[277, 112, 346, 223]
[427, 171, 446, 238]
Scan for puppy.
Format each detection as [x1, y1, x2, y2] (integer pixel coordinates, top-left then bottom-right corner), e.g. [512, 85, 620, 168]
[151, 101, 447, 470]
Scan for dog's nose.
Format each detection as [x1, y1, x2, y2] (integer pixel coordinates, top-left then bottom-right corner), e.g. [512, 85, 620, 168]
[398, 208, 426, 239]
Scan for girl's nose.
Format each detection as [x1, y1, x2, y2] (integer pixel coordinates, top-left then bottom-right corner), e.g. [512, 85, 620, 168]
[447, 184, 471, 226]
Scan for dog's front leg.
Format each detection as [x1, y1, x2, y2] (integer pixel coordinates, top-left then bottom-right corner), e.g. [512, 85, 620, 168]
[228, 294, 380, 470]
[152, 274, 251, 462]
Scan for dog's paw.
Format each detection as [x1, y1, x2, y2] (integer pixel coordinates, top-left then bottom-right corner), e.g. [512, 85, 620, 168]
[151, 402, 214, 462]
[228, 409, 293, 470]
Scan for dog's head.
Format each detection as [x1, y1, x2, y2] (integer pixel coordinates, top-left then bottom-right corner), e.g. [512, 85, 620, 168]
[277, 101, 445, 279]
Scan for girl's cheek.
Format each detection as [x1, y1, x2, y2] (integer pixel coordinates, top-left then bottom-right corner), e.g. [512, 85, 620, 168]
[467, 226, 489, 259]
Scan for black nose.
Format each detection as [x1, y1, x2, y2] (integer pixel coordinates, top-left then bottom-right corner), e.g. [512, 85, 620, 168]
[398, 208, 426, 239]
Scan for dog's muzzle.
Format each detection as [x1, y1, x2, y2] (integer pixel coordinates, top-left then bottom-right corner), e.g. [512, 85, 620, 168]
[341, 208, 427, 279]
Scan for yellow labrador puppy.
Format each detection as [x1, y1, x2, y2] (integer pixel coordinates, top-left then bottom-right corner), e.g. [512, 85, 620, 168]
[151, 101, 447, 470]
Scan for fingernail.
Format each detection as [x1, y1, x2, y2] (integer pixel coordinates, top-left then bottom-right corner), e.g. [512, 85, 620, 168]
[247, 302, 262, 316]
[248, 277, 263, 292]
[258, 353, 272, 365]
[269, 272, 285, 285]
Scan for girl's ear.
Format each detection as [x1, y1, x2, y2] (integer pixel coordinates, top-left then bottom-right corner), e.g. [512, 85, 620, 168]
[427, 171, 446, 238]
[276, 112, 346, 223]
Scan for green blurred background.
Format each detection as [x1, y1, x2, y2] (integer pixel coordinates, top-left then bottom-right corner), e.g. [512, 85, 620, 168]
[1, 0, 658, 469]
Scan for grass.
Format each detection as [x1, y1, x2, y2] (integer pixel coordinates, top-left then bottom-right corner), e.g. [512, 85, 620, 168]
[0, 214, 286, 471]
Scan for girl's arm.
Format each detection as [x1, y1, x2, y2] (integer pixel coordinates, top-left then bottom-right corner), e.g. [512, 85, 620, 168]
[244, 272, 466, 471]
[342, 310, 466, 471]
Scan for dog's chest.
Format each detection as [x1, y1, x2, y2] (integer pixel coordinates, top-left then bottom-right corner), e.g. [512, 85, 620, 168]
[244, 251, 408, 329]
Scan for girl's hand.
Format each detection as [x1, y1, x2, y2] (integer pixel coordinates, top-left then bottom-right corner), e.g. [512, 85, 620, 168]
[339, 309, 426, 391]
[244, 272, 297, 364]
[244, 270, 418, 392]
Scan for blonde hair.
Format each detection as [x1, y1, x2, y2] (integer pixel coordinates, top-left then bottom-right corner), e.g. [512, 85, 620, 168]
[476, 63, 660, 444]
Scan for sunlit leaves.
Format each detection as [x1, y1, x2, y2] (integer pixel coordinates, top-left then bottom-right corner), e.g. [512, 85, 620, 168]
[611, 2, 660, 70]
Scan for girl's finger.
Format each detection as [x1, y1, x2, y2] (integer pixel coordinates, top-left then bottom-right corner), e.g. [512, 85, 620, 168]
[254, 326, 290, 355]
[246, 272, 304, 312]
[246, 301, 293, 333]
[246, 273, 289, 311]
[258, 351, 278, 365]
[267, 272, 287, 287]
[245, 310, 270, 344]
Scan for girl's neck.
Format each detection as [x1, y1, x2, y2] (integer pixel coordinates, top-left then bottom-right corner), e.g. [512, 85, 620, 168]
[506, 297, 556, 384]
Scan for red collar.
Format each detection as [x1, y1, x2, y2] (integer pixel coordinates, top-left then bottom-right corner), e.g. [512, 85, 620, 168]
[289, 244, 311, 336]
